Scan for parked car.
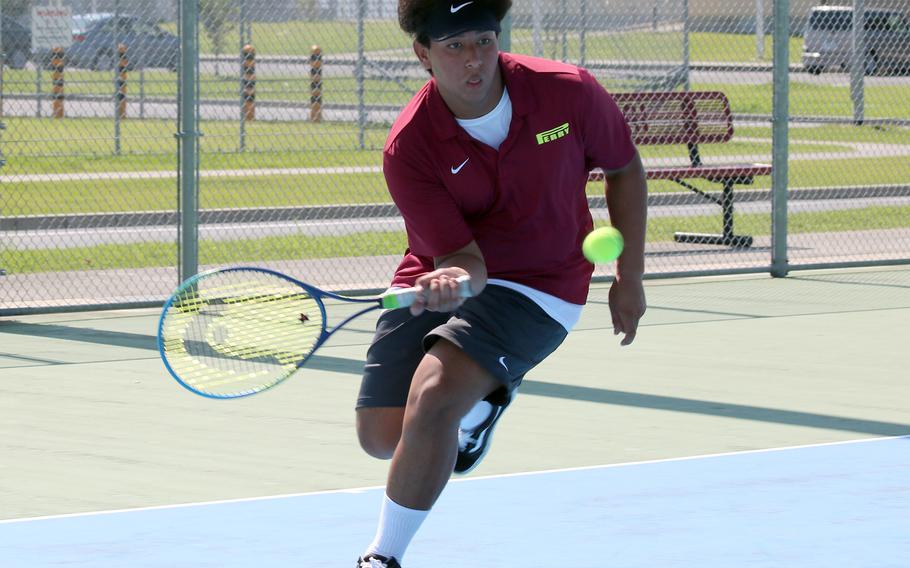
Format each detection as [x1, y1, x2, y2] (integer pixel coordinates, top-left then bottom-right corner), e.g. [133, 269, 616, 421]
[802, 5, 910, 75]
[34, 12, 116, 68]
[71, 12, 113, 42]
[65, 15, 179, 71]
[1, 16, 32, 70]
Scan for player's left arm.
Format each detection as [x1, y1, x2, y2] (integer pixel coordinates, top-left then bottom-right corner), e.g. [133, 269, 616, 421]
[604, 152, 648, 345]
[575, 68, 647, 344]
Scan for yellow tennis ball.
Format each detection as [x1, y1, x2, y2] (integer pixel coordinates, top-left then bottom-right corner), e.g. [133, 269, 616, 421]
[583, 226, 624, 263]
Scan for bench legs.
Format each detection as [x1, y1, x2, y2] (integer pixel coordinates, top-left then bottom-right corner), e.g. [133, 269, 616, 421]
[673, 180, 754, 248]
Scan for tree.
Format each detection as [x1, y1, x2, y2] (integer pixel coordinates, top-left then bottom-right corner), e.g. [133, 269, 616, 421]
[199, 0, 238, 76]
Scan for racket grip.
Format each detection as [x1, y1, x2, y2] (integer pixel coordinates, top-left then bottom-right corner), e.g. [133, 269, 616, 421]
[381, 275, 473, 309]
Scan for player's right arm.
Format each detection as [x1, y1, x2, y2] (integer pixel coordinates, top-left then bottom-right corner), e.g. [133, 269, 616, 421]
[409, 240, 487, 316]
[383, 134, 484, 316]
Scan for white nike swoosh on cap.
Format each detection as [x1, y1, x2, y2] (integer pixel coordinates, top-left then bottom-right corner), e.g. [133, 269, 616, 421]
[451, 1, 473, 13]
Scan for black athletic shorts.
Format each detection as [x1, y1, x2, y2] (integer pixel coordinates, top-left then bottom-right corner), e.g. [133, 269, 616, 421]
[357, 284, 568, 409]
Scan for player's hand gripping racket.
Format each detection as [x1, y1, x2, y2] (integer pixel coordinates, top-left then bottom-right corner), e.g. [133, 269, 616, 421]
[158, 267, 472, 399]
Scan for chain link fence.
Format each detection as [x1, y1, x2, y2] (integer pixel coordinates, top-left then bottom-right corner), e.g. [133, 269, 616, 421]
[1, 0, 908, 313]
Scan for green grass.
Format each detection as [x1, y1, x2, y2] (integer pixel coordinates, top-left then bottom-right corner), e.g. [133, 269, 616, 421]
[510, 30, 804, 64]
[160, 20, 410, 57]
[650, 205, 910, 242]
[699, 81, 910, 119]
[637, 140, 849, 160]
[4, 204, 908, 274]
[4, 70, 907, 125]
[0, 25, 902, 120]
[2, 230, 410, 274]
[587, 154, 910, 195]
[5, 152, 908, 217]
[1, 117, 389, 167]
[0, 69, 422, 108]
[1, 112, 906, 217]
[163, 22, 800, 63]
[1, 172, 390, 215]
[738, 123, 910, 145]
[0, 115, 858, 172]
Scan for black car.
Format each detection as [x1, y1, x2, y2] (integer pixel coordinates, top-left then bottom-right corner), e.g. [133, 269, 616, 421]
[1, 16, 32, 69]
[65, 15, 179, 71]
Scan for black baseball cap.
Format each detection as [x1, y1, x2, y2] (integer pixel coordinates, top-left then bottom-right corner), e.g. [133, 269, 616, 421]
[422, 1, 501, 42]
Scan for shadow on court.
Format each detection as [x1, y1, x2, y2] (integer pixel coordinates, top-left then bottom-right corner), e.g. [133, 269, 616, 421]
[3, 312, 909, 438]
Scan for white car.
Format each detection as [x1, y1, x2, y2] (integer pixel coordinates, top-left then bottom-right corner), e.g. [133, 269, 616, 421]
[802, 5, 910, 75]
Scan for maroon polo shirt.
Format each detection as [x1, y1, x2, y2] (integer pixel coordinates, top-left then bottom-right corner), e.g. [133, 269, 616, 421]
[383, 52, 636, 304]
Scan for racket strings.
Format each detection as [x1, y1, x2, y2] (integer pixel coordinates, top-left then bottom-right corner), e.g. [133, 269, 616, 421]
[161, 272, 325, 397]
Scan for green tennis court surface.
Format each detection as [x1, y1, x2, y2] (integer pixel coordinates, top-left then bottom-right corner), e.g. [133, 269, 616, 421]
[1, 268, 908, 566]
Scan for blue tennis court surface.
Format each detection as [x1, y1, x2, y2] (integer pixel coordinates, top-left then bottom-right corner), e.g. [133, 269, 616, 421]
[2, 436, 907, 567]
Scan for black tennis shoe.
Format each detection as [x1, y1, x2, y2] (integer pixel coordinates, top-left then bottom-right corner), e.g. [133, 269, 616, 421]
[357, 554, 401, 568]
[454, 395, 512, 474]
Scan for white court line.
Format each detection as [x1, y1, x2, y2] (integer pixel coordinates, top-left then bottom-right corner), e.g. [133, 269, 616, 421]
[1, 434, 906, 526]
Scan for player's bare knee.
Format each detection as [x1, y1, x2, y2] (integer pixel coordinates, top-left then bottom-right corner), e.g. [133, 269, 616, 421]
[355, 408, 402, 459]
[407, 372, 473, 428]
[358, 433, 396, 460]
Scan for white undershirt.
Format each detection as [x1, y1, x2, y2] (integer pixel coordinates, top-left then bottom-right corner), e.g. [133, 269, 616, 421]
[455, 87, 512, 150]
[454, 88, 584, 331]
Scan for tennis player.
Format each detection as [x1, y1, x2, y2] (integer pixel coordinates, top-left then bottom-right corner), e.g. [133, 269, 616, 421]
[355, 1, 647, 566]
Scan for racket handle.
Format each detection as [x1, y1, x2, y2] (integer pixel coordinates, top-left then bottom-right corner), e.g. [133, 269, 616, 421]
[381, 275, 473, 309]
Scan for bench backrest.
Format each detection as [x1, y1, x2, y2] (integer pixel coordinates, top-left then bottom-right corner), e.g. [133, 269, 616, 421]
[611, 91, 734, 147]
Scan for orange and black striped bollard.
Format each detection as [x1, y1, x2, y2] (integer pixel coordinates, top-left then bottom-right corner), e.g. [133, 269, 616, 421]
[242, 44, 256, 121]
[309, 45, 323, 123]
[51, 47, 65, 118]
[116, 44, 128, 119]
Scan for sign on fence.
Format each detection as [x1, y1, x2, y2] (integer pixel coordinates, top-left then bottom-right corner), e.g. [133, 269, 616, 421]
[31, 6, 73, 51]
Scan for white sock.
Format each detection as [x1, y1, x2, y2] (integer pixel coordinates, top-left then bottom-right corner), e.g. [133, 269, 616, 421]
[364, 494, 430, 561]
[459, 400, 494, 431]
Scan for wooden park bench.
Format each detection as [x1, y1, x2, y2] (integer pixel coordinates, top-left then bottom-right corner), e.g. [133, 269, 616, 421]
[588, 90, 772, 248]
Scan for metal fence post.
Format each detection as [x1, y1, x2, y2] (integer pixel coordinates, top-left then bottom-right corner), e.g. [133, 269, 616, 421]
[239, 0, 249, 151]
[178, 0, 201, 283]
[0, 0, 4, 277]
[850, 0, 865, 125]
[500, 10, 512, 52]
[0, 0, 3, 118]
[114, 44, 127, 154]
[36, 67, 43, 118]
[770, 0, 790, 277]
[578, 0, 586, 66]
[113, 0, 122, 154]
[139, 69, 146, 118]
[683, 0, 691, 91]
[357, 0, 366, 150]
[532, 0, 543, 57]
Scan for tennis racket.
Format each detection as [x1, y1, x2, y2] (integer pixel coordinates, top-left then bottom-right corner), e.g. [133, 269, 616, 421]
[157, 267, 472, 399]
